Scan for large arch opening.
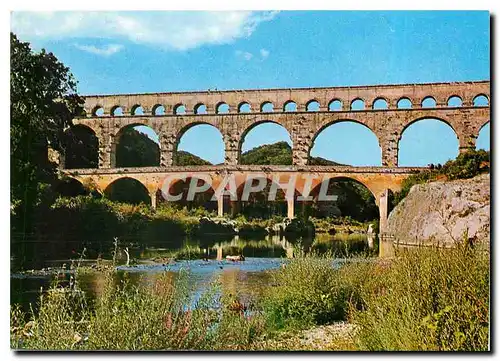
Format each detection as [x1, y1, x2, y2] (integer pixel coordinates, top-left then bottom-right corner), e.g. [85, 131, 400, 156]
[63, 125, 99, 169]
[113, 124, 160, 168]
[235, 177, 298, 219]
[239, 122, 293, 165]
[398, 118, 459, 166]
[303, 176, 378, 223]
[476, 122, 490, 151]
[309, 121, 381, 166]
[162, 177, 217, 213]
[104, 177, 151, 205]
[55, 177, 89, 198]
[175, 123, 224, 165]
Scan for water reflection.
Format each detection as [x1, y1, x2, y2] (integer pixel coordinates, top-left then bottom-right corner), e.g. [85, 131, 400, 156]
[11, 233, 375, 314]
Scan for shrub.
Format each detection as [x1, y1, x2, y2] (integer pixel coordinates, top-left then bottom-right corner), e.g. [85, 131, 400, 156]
[261, 256, 372, 331]
[391, 150, 490, 207]
[349, 244, 490, 351]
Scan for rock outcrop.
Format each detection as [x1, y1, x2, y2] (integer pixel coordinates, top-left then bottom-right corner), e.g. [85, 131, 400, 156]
[387, 174, 490, 246]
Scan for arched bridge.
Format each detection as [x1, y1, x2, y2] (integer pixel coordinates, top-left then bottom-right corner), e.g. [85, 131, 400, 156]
[56, 80, 490, 238]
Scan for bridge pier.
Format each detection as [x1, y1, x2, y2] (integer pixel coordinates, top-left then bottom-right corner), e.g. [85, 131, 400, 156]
[378, 189, 394, 257]
[287, 199, 295, 219]
[150, 191, 157, 210]
[217, 196, 224, 217]
[230, 200, 240, 217]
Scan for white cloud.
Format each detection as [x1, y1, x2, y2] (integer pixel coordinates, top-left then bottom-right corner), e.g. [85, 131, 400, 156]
[74, 43, 124, 56]
[235, 50, 253, 61]
[10, 11, 278, 51]
[260, 48, 270, 59]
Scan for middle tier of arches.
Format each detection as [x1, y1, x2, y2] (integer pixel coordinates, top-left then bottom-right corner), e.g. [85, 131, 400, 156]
[70, 107, 489, 169]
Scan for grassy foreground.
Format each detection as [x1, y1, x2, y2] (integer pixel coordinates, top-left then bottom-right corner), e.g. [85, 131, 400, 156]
[11, 243, 489, 351]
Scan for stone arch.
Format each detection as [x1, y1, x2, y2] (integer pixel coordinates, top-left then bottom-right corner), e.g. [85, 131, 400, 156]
[194, 103, 207, 115]
[372, 97, 388, 110]
[328, 99, 342, 111]
[239, 120, 293, 164]
[306, 99, 320, 111]
[305, 175, 379, 222]
[283, 100, 297, 112]
[131, 104, 144, 115]
[398, 116, 459, 166]
[174, 122, 224, 165]
[152, 104, 165, 115]
[63, 124, 99, 169]
[174, 103, 187, 115]
[234, 174, 301, 219]
[92, 105, 104, 116]
[163, 176, 218, 212]
[260, 101, 274, 112]
[216, 102, 230, 114]
[421, 96, 437, 108]
[475, 121, 490, 151]
[351, 98, 365, 110]
[238, 101, 251, 113]
[104, 176, 151, 205]
[473, 94, 489, 107]
[309, 119, 381, 166]
[55, 177, 89, 198]
[447, 95, 463, 107]
[397, 97, 412, 109]
[111, 106, 124, 116]
[399, 115, 459, 141]
[112, 123, 160, 168]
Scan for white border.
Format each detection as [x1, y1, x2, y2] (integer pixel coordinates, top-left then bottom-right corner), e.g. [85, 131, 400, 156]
[2, 3, 496, 360]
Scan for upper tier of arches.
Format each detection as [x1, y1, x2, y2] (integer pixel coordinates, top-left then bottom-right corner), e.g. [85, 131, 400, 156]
[85, 82, 490, 117]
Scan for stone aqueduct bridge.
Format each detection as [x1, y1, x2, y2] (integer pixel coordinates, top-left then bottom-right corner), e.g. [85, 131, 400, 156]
[60, 80, 490, 236]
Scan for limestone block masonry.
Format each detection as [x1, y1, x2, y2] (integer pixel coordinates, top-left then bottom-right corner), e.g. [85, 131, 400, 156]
[71, 80, 489, 169]
[58, 80, 490, 255]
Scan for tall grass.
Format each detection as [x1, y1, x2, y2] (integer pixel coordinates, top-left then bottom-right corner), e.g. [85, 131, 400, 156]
[10, 269, 266, 350]
[259, 243, 489, 351]
[349, 244, 490, 351]
[11, 242, 489, 351]
[261, 255, 372, 331]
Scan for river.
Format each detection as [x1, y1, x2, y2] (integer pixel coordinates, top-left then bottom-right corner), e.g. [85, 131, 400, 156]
[11, 233, 374, 314]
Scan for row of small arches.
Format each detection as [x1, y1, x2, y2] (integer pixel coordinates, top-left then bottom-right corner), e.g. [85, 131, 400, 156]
[92, 94, 490, 117]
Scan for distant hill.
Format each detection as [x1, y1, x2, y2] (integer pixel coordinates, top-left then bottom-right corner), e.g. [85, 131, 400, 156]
[116, 128, 160, 167]
[175, 151, 212, 166]
[240, 141, 293, 165]
[240, 141, 345, 166]
[116, 131, 345, 167]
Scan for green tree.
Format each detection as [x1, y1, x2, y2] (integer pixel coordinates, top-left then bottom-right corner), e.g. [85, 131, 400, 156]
[10, 33, 84, 238]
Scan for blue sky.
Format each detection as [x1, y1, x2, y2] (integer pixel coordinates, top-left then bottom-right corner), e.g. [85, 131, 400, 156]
[11, 11, 490, 165]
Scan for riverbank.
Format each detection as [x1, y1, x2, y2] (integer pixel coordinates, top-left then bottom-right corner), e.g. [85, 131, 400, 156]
[11, 195, 376, 271]
[11, 241, 489, 351]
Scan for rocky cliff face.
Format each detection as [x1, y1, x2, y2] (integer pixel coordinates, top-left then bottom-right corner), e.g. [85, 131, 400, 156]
[387, 174, 490, 246]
